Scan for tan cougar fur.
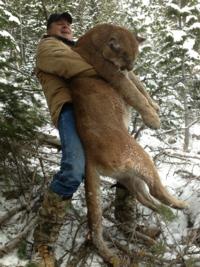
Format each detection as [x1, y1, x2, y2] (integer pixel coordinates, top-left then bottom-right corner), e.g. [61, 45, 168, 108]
[70, 24, 187, 266]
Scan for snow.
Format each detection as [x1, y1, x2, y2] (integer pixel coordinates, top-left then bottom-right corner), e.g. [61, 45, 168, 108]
[195, 4, 200, 12]
[169, 30, 186, 42]
[140, 128, 200, 251]
[0, 56, 6, 63]
[0, 78, 8, 84]
[0, 253, 27, 267]
[167, 3, 192, 14]
[3, 10, 20, 25]
[187, 49, 200, 60]
[1, 129, 200, 267]
[0, 30, 15, 41]
[182, 38, 200, 59]
[0, 1, 200, 266]
[186, 15, 198, 24]
[190, 22, 200, 30]
[183, 38, 195, 50]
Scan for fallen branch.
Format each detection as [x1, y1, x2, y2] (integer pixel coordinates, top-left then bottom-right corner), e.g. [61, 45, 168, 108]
[0, 204, 27, 226]
[154, 116, 200, 136]
[64, 240, 93, 267]
[36, 132, 61, 149]
[0, 217, 37, 258]
[104, 214, 157, 246]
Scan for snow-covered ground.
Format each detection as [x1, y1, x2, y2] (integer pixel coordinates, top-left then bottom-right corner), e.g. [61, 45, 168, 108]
[0, 124, 200, 267]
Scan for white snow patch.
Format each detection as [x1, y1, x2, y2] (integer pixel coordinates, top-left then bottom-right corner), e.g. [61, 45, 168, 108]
[186, 15, 198, 24]
[167, 3, 192, 14]
[142, 0, 150, 5]
[183, 38, 195, 50]
[0, 30, 15, 41]
[190, 22, 200, 30]
[187, 49, 200, 60]
[182, 38, 199, 59]
[0, 77, 8, 84]
[169, 30, 186, 42]
[4, 10, 20, 25]
[0, 252, 27, 267]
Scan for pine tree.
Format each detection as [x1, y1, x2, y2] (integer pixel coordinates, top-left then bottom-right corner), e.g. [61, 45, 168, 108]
[120, 0, 200, 149]
[0, 0, 45, 194]
[156, 0, 200, 149]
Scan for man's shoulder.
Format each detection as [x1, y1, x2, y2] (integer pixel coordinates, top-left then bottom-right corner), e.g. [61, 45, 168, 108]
[38, 35, 64, 46]
[38, 35, 75, 47]
[36, 35, 69, 55]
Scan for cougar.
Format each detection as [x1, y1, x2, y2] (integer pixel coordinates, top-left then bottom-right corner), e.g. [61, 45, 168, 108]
[70, 24, 187, 266]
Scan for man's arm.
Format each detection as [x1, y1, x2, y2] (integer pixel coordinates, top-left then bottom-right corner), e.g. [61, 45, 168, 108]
[36, 36, 97, 79]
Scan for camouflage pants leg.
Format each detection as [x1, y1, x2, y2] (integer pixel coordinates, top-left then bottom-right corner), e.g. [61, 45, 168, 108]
[114, 183, 137, 224]
[114, 183, 161, 240]
[33, 189, 71, 247]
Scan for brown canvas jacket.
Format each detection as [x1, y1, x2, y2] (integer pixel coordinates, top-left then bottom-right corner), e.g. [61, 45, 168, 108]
[35, 35, 97, 127]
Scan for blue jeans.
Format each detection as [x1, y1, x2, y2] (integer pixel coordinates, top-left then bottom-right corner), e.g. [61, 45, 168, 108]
[50, 104, 85, 198]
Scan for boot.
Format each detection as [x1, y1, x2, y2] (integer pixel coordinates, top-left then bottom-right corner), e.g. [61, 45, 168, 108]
[27, 245, 56, 267]
[29, 189, 71, 267]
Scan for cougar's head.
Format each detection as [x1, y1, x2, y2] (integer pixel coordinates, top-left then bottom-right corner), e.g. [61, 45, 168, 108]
[105, 32, 145, 71]
[90, 24, 145, 71]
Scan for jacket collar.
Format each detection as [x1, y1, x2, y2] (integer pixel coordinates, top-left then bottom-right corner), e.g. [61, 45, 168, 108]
[43, 34, 76, 46]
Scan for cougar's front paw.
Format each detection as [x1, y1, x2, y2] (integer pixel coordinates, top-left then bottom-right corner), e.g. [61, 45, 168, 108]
[151, 101, 160, 113]
[143, 111, 160, 129]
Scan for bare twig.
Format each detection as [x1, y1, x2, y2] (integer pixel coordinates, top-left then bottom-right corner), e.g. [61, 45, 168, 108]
[0, 217, 37, 257]
[0, 204, 27, 226]
[65, 240, 93, 267]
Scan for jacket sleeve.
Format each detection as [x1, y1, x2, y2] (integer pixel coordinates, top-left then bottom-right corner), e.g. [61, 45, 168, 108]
[36, 37, 97, 79]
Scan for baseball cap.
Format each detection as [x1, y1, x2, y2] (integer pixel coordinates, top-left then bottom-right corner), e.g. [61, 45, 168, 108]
[47, 12, 73, 29]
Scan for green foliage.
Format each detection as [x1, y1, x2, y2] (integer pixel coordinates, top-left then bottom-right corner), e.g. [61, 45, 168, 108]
[157, 205, 177, 222]
[185, 258, 198, 267]
[17, 241, 28, 260]
[150, 241, 166, 256]
[0, 1, 48, 194]
[0, 1, 199, 266]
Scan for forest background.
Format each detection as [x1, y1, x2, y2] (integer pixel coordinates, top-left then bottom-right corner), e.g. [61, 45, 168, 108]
[0, 0, 200, 266]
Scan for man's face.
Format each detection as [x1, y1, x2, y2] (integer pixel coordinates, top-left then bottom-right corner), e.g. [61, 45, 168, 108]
[47, 19, 73, 40]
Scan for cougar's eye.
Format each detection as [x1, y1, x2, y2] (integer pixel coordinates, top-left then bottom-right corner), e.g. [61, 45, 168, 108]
[123, 52, 128, 59]
[108, 37, 120, 52]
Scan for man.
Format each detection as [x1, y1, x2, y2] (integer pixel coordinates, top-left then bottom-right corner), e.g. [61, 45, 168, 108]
[31, 12, 137, 267]
[31, 12, 97, 267]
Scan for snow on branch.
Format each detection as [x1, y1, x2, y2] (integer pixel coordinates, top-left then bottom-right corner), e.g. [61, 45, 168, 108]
[167, 30, 186, 42]
[167, 3, 193, 15]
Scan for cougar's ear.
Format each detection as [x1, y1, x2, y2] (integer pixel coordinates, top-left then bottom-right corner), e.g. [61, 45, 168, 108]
[108, 37, 121, 52]
[91, 32, 101, 49]
[136, 35, 146, 43]
[91, 24, 114, 49]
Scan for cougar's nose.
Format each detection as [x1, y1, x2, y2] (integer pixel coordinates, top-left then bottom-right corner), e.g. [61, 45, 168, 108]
[127, 61, 134, 71]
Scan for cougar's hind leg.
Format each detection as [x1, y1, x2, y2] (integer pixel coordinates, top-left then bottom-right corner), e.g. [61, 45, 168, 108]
[117, 175, 160, 212]
[133, 179, 160, 212]
[134, 171, 187, 210]
[85, 158, 121, 266]
[123, 144, 188, 210]
[147, 175, 187, 210]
